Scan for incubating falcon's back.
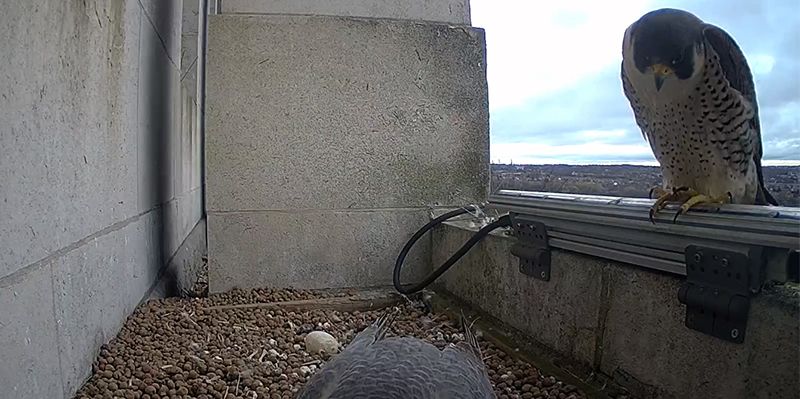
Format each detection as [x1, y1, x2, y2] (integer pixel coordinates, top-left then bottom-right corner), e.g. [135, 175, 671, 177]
[296, 309, 496, 399]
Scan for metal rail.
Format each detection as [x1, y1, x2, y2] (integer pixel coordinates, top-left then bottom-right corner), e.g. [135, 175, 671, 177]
[487, 190, 800, 282]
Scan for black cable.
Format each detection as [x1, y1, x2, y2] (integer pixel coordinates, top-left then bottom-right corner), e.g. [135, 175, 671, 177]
[393, 206, 512, 295]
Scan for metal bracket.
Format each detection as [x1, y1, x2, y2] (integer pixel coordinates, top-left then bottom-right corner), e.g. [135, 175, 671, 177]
[509, 212, 551, 281]
[678, 245, 764, 344]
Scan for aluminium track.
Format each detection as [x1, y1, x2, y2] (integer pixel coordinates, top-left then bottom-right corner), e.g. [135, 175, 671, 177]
[487, 190, 800, 281]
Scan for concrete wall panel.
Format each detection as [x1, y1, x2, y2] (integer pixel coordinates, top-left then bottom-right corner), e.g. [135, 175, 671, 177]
[221, 0, 471, 24]
[52, 212, 161, 396]
[0, 0, 142, 277]
[0, 264, 62, 399]
[0, 1, 205, 398]
[208, 209, 431, 292]
[205, 14, 488, 212]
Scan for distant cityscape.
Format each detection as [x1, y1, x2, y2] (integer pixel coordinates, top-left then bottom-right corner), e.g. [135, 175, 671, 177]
[491, 164, 800, 207]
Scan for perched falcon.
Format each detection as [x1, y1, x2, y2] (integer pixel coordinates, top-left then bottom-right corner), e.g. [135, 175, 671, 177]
[296, 309, 496, 399]
[620, 8, 779, 223]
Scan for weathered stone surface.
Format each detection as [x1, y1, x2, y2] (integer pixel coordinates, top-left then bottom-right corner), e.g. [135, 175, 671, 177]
[433, 222, 602, 368]
[600, 265, 800, 398]
[221, 0, 471, 24]
[205, 13, 488, 291]
[0, 264, 62, 399]
[0, 0, 141, 276]
[51, 212, 161, 396]
[0, 2, 202, 398]
[433, 222, 800, 399]
[205, 14, 488, 212]
[208, 209, 431, 292]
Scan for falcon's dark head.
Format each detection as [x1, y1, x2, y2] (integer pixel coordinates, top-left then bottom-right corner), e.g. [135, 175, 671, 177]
[628, 8, 706, 91]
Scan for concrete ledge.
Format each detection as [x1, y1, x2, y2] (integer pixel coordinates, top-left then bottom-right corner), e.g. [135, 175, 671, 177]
[432, 222, 603, 369]
[220, 0, 471, 25]
[432, 222, 800, 398]
[208, 209, 430, 292]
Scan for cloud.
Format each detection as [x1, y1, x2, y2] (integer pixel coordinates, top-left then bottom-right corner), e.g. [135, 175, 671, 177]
[474, 0, 800, 164]
[488, 65, 637, 138]
[472, 0, 659, 109]
[492, 141, 655, 165]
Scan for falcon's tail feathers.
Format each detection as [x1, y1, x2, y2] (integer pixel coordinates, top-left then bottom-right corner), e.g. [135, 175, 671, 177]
[372, 306, 399, 342]
[458, 310, 484, 362]
[350, 306, 399, 348]
[756, 182, 780, 206]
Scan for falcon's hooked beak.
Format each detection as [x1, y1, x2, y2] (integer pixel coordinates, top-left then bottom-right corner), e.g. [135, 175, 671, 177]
[651, 64, 674, 91]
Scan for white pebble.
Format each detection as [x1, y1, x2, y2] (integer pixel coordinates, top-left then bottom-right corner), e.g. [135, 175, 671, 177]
[293, 344, 301, 350]
[300, 366, 311, 375]
[304, 331, 340, 355]
[268, 338, 277, 346]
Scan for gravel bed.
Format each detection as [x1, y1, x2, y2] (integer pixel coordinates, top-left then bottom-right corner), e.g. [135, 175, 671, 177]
[200, 288, 350, 307]
[74, 289, 588, 399]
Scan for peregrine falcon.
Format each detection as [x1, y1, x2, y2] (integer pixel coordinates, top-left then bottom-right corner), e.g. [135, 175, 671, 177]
[620, 8, 779, 223]
[296, 309, 496, 398]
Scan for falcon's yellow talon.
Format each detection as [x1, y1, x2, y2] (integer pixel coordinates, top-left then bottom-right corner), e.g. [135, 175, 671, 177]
[649, 186, 669, 199]
[671, 193, 731, 223]
[648, 186, 696, 224]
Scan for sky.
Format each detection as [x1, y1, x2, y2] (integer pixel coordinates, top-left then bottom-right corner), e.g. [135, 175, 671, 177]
[471, 0, 800, 165]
